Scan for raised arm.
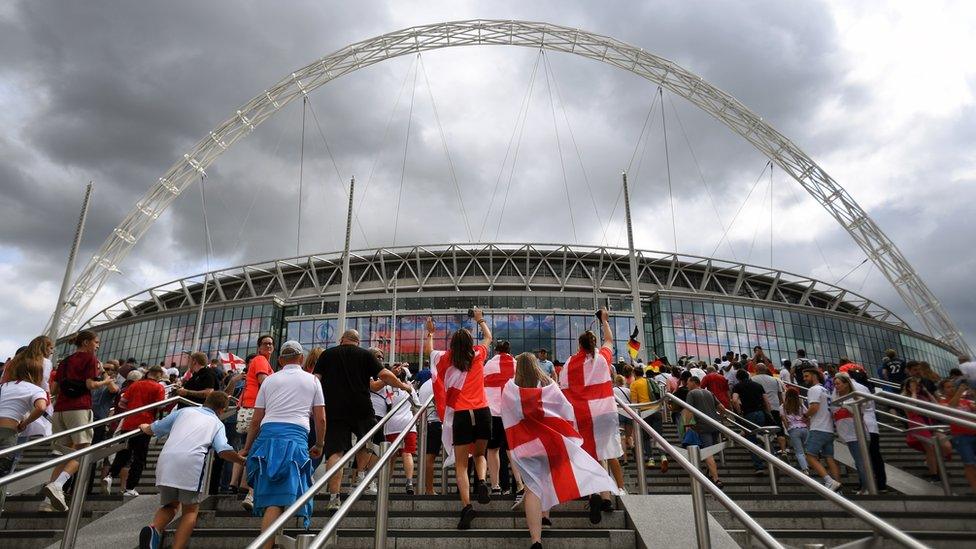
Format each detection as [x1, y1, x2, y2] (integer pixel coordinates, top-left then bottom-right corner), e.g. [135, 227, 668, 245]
[472, 307, 492, 348]
[423, 317, 436, 357]
[598, 308, 613, 350]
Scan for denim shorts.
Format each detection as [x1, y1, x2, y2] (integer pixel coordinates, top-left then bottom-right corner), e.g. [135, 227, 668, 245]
[698, 431, 718, 449]
[804, 430, 835, 457]
[952, 435, 976, 465]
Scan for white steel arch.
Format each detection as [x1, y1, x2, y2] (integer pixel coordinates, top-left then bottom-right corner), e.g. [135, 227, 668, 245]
[50, 19, 971, 355]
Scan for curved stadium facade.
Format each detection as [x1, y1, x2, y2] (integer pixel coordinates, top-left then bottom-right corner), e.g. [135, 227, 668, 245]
[64, 243, 959, 374]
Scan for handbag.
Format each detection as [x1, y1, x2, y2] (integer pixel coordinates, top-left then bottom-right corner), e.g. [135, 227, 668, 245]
[681, 427, 702, 448]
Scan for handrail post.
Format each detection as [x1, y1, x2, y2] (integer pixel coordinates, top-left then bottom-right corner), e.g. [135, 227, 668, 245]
[686, 445, 710, 549]
[417, 409, 428, 495]
[850, 400, 878, 495]
[931, 434, 952, 496]
[717, 432, 726, 466]
[440, 462, 448, 494]
[374, 441, 392, 549]
[633, 415, 646, 494]
[60, 452, 94, 549]
[760, 433, 778, 495]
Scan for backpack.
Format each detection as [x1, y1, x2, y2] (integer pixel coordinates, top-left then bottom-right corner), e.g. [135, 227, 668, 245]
[58, 359, 89, 399]
[647, 378, 665, 401]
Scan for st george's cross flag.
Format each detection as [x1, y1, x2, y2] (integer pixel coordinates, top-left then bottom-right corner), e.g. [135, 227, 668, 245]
[558, 346, 623, 460]
[483, 352, 516, 417]
[218, 351, 246, 372]
[501, 379, 619, 511]
[430, 344, 490, 465]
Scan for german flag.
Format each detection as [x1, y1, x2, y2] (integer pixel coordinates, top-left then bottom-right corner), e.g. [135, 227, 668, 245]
[628, 326, 641, 360]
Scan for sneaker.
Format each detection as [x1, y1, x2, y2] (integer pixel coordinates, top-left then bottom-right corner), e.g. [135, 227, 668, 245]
[138, 525, 161, 549]
[491, 486, 502, 496]
[457, 504, 476, 530]
[753, 468, 766, 476]
[241, 491, 254, 512]
[405, 482, 415, 496]
[475, 480, 491, 504]
[600, 498, 614, 513]
[38, 500, 56, 512]
[101, 476, 113, 495]
[823, 477, 843, 492]
[541, 517, 552, 527]
[122, 488, 140, 497]
[366, 480, 378, 495]
[646, 458, 656, 468]
[511, 488, 525, 510]
[660, 458, 669, 474]
[42, 482, 68, 511]
[530, 543, 543, 549]
[855, 489, 869, 496]
[326, 495, 341, 511]
[587, 494, 603, 524]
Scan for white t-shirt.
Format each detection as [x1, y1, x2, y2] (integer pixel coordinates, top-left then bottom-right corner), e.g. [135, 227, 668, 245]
[370, 386, 390, 418]
[807, 384, 833, 433]
[614, 385, 631, 403]
[689, 367, 707, 381]
[22, 358, 53, 438]
[166, 367, 180, 378]
[384, 387, 419, 435]
[753, 374, 784, 409]
[254, 365, 324, 431]
[153, 406, 232, 492]
[417, 379, 439, 424]
[960, 361, 976, 386]
[0, 381, 47, 422]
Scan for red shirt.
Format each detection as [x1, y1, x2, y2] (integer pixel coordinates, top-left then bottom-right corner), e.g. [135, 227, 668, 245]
[242, 355, 273, 408]
[120, 379, 166, 430]
[939, 397, 976, 437]
[701, 372, 731, 408]
[52, 352, 99, 412]
[433, 345, 489, 412]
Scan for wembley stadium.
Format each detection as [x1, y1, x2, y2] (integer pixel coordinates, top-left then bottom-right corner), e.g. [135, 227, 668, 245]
[60, 242, 959, 374]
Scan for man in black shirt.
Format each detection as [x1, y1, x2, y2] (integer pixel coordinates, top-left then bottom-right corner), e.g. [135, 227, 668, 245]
[178, 352, 221, 406]
[731, 369, 769, 473]
[314, 329, 411, 509]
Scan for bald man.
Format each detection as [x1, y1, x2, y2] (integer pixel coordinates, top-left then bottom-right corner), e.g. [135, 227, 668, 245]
[314, 329, 413, 509]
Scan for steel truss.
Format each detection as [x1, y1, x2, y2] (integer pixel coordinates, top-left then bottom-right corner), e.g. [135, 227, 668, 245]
[84, 243, 908, 331]
[50, 19, 970, 354]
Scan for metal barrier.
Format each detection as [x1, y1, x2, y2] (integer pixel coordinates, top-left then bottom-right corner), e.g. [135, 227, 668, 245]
[0, 396, 201, 549]
[665, 392, 927, 548]
[616, 395, 784, 549]
[245, 393, 425, 549]
[832, 389, 976, 496]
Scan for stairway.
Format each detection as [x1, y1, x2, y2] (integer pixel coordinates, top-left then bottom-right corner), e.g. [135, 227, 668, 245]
[3, 418, 975, 548]
[620, 421, 976, 548]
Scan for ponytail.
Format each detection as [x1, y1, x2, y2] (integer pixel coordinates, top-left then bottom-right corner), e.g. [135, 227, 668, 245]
[578, 331, 597, 356]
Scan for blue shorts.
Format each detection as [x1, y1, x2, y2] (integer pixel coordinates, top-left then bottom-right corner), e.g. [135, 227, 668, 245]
[952, 435, 976, 465]
[805, 430, 835, 457]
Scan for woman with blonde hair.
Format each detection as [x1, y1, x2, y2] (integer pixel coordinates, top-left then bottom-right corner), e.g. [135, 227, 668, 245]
[504, 351, 617, 548]
[303, 347, 323, 374]
[0, 350, 49, 510]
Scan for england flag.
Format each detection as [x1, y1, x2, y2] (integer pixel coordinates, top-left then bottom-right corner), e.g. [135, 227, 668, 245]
[219, 351, 246, 372]
[558, 347, 623, 460]
[501, 379, 619, 511]
[483, 352, 516, 417]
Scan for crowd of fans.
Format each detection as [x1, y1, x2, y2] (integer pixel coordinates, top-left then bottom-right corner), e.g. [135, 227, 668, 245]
[1, 320, 975, 548]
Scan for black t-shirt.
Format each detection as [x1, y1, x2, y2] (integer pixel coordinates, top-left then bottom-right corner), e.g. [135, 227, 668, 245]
[315, 344, 384, 420]
[885, 358, 907, 385]
[732, 379, 766, 414]
[182, 366, 221, 405]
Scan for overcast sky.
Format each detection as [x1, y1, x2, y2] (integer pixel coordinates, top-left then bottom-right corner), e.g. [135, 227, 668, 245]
[1, 1, 974, 360]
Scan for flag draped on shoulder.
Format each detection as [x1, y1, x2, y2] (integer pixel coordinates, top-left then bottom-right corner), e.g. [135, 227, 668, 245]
[558, 347, 623, 460]
[483, 353, 516, 417]
[502, 379, 619, 511]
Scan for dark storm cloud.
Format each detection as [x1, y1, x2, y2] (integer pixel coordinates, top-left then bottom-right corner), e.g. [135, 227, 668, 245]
[1, 0, 973, 355]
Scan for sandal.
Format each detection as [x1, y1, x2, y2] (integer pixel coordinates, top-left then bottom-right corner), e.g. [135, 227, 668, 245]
[711, 478, 724, 489]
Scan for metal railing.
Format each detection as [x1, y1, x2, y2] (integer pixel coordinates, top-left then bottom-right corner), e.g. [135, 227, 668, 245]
[833, 389, 976, 496]
[665, 392, 928, 549]
[245, 393, 429, 549]
[616, 395, 784, 549]
[0, 396, 201, 549]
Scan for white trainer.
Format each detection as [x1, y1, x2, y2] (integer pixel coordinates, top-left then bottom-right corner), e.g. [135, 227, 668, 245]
[42, 482, 68, 511]
[101, 476, 113, 495]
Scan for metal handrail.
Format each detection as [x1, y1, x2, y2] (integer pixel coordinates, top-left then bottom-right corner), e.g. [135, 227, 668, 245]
[868, 389, 976, 425]
[245, 393, 417, 549]
[723, 409, 782, 435]
[616, 396, 784, 549]
[868, 377, 902, 390]
[0, 394, 186, 458]
[307, 394, 434, 549]
[665, 393, 927, 549]
[0, 396, 201, 549]
[833, 390, 976, 432]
